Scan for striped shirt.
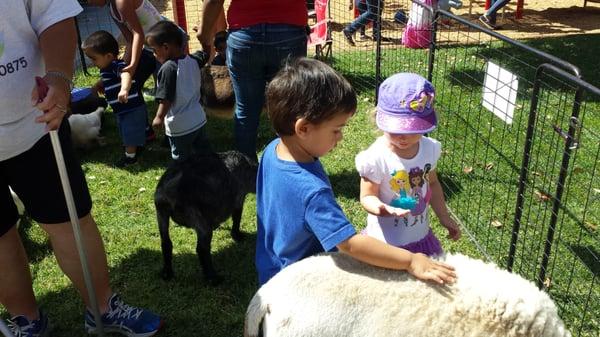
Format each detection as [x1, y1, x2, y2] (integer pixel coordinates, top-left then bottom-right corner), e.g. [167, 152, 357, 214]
[100, 60, 145, 114]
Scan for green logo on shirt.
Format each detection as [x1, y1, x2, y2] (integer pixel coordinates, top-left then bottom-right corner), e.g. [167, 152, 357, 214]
[0, 32, 4, 59]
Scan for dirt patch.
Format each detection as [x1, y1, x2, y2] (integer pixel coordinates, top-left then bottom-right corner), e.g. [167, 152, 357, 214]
[321, 0, 600, 50]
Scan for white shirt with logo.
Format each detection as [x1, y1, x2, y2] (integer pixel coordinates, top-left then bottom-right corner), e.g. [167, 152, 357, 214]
[355, 136, 442, 247]
[0, 0, 82, 161]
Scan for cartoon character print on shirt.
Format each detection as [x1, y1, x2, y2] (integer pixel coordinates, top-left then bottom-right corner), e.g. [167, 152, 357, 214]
[407, 164, 433, 226]
[388, 170, 416, 227]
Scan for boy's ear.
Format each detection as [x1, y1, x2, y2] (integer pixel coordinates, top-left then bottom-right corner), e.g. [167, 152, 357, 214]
[294, 118, 312, 139]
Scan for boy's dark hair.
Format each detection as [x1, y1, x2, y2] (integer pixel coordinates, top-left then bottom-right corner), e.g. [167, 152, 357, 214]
[82, 30, 119, 56]
[146, 21, 184, 48]
[214, 31, 227, 49]
[266, 58, 357, 136]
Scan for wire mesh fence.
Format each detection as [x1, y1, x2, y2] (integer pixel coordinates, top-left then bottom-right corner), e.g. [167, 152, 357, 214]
[323, 1, 599, 335]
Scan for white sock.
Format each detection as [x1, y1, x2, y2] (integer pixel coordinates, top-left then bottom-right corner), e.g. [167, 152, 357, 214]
[125, 152, 136, 158]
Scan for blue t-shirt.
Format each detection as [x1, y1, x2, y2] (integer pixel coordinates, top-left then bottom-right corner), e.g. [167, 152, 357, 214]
[256, 138, 357, 286]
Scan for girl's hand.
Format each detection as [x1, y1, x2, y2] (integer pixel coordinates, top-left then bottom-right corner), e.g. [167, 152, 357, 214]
[378, 204, 410, 217]
[408, 253, 456, 284]
[31, 75, 70, 131]
[118, 89, 129, 103]
[443, 218, 461, 241]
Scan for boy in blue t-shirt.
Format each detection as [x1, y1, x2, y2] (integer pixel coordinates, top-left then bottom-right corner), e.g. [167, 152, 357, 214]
[256, 58, 457, 286]
[82, 30, 150, 167]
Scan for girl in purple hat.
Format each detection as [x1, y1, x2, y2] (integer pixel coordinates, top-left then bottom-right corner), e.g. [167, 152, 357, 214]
[355, 73, 460, 256]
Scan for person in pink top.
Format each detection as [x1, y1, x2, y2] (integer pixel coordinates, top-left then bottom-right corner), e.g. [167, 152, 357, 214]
[198, 0, 308, 160]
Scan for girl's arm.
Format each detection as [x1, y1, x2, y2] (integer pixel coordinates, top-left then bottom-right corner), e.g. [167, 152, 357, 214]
[197, 0, 225, 55]
[114, 0, 144, 75]
[428, 170, 461, 240]
[337, 234, 456, 284]
[360, 177, 410, 217]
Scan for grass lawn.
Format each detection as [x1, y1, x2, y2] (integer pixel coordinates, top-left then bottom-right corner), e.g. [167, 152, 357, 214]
[2, 33, 598, 336]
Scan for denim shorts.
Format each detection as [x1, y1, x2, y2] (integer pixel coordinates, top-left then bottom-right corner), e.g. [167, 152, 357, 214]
[0, 122, 92, 235]
[116, 105, 147, 147]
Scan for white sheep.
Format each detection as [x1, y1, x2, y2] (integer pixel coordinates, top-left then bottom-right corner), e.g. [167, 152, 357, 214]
[68, 106, 104, 150]
[245, 253, 570, 337]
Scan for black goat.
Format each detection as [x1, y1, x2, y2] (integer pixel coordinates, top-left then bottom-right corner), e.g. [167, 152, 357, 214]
[154, 151, 257, 284]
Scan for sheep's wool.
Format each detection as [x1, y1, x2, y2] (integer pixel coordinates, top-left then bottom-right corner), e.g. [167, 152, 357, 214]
[245, 253, 571, 337]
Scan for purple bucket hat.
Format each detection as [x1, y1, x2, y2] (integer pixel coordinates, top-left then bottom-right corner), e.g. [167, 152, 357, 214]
[376, 73, 437, 134]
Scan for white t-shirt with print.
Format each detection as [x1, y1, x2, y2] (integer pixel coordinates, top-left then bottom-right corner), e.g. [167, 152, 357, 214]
[355, 136, 442, 247]
[0, 0, 82, 161]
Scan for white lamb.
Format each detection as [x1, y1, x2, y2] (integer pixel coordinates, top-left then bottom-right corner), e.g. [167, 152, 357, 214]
[68, 106, 104, 150]
[245, 253, 570, 337]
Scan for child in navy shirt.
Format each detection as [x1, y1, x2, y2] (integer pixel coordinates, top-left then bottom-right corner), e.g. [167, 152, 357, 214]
[83, 30, 149, 167]
[256, 58, 457, 286]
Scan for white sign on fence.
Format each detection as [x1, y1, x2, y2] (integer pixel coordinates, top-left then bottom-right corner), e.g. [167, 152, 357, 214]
[482, 61, 518, 124]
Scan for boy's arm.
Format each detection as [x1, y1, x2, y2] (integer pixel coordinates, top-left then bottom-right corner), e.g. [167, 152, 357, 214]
[337, 234, 456, 284]
[428, 170, 461, 240]
[153, 62, 176, 128]
[360, 177, 410, 217]
[190, 50, 209, 68]
[118, 71, 132, 103]
[152, 100, 171, 128]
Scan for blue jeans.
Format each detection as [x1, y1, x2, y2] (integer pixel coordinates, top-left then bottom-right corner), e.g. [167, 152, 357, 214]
[346, 0, 383, 37]
[486, 0, 510, 22]
[226, 24, 307, 158]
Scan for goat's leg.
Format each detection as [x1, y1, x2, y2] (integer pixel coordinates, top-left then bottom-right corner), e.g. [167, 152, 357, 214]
[189, 211, 222, 285]
[230, 206, 244, 242]
[195, 228, 223, 285]
[156, 205, 174, 280]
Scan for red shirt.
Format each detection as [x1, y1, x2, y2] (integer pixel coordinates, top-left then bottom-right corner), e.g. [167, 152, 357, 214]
[227, 0, 308, 29]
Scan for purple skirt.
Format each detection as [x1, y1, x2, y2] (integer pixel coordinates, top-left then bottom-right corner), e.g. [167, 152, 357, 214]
[400, 229, 443, 256]
[361, 228, 443, 257]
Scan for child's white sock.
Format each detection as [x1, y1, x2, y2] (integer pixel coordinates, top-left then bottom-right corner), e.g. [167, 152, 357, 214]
[125, 152, 136, 158]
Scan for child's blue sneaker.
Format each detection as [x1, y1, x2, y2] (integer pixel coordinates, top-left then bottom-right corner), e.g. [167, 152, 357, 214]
[7, 310, 50, 337]
[84, 293, 163, 337]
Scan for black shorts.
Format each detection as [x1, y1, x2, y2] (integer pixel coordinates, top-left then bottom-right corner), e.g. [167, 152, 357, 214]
[0, 122, 92, 236]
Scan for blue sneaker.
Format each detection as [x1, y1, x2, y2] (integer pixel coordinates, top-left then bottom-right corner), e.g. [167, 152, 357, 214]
[85, 294, 163, 337]
[7, 310, 50, 337]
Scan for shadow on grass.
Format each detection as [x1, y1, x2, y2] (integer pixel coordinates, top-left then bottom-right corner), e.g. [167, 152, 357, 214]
[329, 169, 361, 200]
[569, 244, 600, 278]
[17, 217, 53, 264]
[34, 231, 258, 337]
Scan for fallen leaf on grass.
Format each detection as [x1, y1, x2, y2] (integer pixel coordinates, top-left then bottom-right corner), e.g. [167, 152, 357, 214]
[138, 187, 146, 193]
[534, 190, 551, 202]
[584, 222, 598, 232]
[491, 220, 503, 228]
[543, 277, 552, 289]
[485, 162, 494, 170]
[572, 166, 584, 174]
[463, 166, 473, 174]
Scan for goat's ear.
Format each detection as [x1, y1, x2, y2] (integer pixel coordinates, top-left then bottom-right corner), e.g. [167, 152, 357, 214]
[294, 118, 312, 139]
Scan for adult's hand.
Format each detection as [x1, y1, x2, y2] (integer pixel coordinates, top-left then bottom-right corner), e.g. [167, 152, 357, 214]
[34, 17, 77, 130]
[31, 74, 71, 131]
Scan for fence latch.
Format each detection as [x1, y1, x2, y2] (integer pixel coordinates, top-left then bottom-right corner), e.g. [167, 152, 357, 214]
[552, 117, 581, 150]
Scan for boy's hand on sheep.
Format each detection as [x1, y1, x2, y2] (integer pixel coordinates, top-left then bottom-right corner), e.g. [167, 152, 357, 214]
[379, 204, 410, 217]
[118, 89, 129, 103]
[408, 253, 456, 284]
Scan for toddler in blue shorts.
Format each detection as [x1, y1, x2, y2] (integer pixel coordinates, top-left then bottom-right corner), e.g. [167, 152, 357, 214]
[82, 30, 149, 167]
